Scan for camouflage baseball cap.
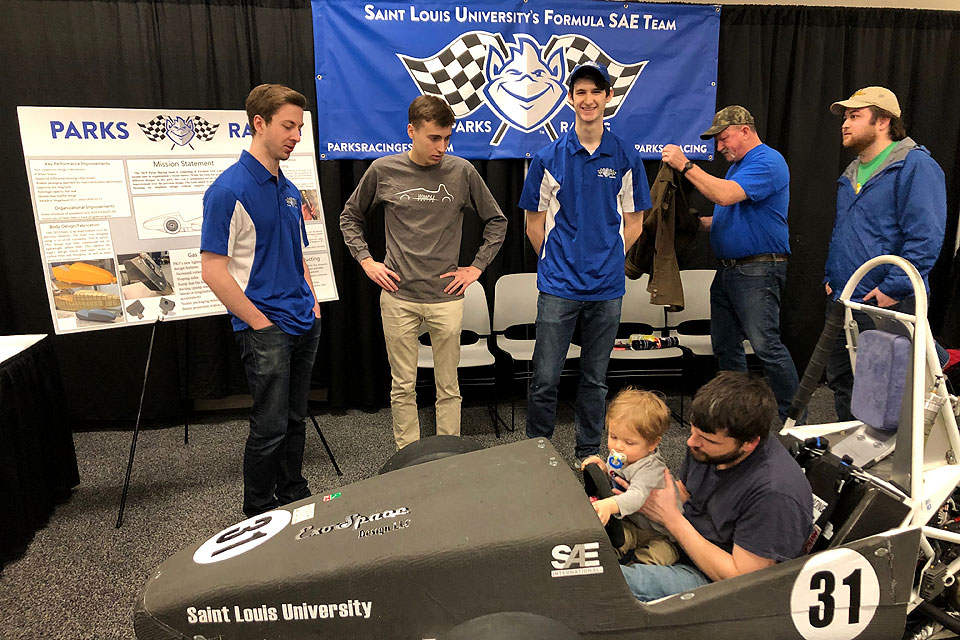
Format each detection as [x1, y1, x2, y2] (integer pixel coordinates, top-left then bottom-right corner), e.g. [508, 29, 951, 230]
[830, 86, 901, 118]
[700, 105, 755, 139]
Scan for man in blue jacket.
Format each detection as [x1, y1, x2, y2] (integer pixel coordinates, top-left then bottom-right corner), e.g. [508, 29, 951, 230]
[824, 86, 946, 420]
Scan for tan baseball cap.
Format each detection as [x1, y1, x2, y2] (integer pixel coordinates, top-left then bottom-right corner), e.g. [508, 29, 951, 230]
[830, 86, 901, 118]
[700, 105, 755, 139]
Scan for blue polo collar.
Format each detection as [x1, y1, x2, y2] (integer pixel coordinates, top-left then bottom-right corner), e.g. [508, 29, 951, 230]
[564, 128, 614, 158]
[239, 149, 281, 185]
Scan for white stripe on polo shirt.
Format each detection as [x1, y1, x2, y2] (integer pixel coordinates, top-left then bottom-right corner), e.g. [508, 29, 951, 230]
[537, 168, 561, 261]
[617, 168, 634, 254]
[226, 200, 256, 293]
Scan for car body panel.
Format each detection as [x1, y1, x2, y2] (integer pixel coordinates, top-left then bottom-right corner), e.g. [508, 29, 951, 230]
[135, 438, 918, 640]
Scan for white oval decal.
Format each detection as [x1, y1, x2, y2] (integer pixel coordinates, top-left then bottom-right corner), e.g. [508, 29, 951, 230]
[193, 509, 292, 565]
[790, 548, 881, 640]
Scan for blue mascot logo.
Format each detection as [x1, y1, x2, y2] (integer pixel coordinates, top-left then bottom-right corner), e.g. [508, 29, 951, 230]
[164, 116, 196, 148]
[399, 31, 647, 146]
[482, 35, 566, 140]
[138, 114, 219, 150]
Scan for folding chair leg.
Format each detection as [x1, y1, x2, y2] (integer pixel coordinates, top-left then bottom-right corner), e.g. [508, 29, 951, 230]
[488, 382, 508, 438]
[487, 405, 503, 438]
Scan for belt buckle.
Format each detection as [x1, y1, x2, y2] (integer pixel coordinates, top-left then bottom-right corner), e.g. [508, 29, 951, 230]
[721, 258, 737, 268]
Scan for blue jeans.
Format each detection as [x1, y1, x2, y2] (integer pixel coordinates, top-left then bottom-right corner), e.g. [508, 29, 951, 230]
[711, 262, 798, 420]
[620, 563, 710, 601]
[236, 317, 321, 517]
[526, 293, 621, 459]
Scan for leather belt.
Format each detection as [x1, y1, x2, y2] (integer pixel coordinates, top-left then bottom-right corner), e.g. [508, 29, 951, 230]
[719, 253, 789, 268]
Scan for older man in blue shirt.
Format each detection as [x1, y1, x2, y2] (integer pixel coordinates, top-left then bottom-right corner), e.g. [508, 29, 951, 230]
[663, 106, 798, 422]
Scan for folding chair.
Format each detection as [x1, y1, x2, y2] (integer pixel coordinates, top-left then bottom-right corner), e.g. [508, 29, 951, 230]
[664, 269, 754, 358]
[606, 276, 684, 398]
[492, 273, 580, 430]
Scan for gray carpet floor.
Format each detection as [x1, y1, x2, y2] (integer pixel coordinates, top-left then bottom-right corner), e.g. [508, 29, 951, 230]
[0, 385, 839, 640]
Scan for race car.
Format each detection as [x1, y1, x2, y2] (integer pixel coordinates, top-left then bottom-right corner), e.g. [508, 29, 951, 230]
[134, 256, 960, 640]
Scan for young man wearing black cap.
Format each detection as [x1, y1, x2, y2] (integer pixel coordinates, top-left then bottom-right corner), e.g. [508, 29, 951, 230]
[519, 62, 650, 461]
[823, 86, 946, 420]
[661, 107, 798, 423]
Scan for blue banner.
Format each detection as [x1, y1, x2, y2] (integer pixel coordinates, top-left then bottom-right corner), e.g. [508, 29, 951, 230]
[312, 0, 719, 160]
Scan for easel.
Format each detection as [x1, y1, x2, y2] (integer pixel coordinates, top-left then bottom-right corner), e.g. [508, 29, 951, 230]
[116, 318, 341, 528]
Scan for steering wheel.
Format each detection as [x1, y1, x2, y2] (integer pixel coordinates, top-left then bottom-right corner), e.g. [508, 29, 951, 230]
[582, 462, 626, 550]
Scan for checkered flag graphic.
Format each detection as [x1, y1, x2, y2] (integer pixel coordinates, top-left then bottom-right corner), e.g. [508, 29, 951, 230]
[192, 116, 219, 141]
[138, 116, 168, 142]
[137, 115, 219, 142]
[398, 31, 508, 118]
[544, 35, 648, 119]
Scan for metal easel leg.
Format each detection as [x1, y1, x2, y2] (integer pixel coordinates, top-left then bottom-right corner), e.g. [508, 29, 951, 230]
[308, 410, 342, 476]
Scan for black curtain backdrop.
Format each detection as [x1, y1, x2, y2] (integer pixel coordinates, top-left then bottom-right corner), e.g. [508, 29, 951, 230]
[1, 1, 958, 425]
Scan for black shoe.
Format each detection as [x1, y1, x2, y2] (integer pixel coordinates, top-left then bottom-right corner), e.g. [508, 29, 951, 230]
[242, 500, 280, 519]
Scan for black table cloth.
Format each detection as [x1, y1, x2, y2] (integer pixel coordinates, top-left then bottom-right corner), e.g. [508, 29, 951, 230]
[0, 336, 79, 570]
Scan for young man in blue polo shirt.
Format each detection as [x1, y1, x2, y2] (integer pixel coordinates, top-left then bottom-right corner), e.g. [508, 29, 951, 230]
[519, 62, 649, 461]
[662, 106, 798, 422]
[201, 84, 322, 517]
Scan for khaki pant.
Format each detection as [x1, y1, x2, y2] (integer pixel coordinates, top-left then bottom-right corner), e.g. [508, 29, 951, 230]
[620, 520, 680, 566]
[380, 291, 464, 449]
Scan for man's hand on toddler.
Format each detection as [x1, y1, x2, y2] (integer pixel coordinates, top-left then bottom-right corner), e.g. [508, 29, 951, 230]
[592, 497, 620, 525]
[640, 469, 683, 526]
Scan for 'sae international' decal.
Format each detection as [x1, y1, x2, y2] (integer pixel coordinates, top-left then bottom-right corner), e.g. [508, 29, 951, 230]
[551, 541, 604, 577]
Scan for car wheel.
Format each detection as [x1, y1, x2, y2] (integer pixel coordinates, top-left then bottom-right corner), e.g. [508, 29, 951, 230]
[164, 218, 181, 233]
[441, 612, 580, 639]
[378, 435, 484, 474]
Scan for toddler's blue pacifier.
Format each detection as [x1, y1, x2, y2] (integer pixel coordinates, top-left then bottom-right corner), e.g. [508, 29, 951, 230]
[607, 451, 627, 471]
[607, 452, 627, 490]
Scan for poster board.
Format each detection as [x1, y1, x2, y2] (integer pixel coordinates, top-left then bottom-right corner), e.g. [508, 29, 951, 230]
[17, 106, 337, 334]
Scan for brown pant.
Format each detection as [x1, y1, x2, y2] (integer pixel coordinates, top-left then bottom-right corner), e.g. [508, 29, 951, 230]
[380, 292, 464, 449]
[619, 520, 680, 566]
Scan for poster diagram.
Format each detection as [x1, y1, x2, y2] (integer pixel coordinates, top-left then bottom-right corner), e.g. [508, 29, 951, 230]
[134, 194, 205, 239]
[18, 106, 339, 334]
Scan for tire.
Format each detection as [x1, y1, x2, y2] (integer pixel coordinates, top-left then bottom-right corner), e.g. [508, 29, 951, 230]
[378, 435, 484, 475]
[441, 612, 580, 640]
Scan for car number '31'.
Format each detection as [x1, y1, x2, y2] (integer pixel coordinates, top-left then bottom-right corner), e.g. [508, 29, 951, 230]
[789, 548, 881, 639]
[193, 510, 292, 564]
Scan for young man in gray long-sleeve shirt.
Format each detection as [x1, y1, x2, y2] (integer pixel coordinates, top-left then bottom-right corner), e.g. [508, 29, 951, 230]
[340, 95, 507, 449]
